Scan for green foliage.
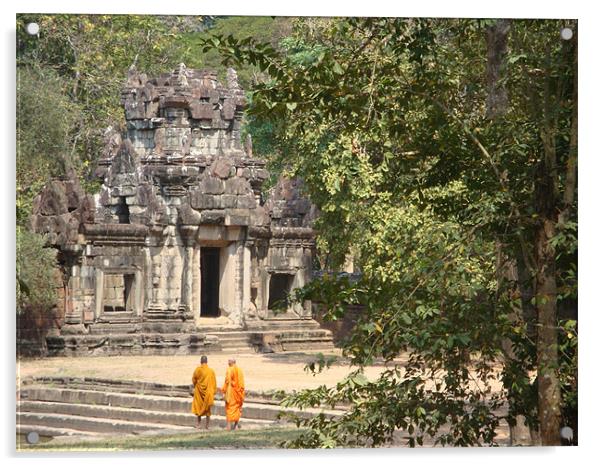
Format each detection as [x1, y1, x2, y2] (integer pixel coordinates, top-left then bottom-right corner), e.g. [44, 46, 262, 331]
[281, 368, 502, 448]
[178, 16, 291, 89]
[16, 65, 80, 225]
[16, 227, 58, 314]
[17, 13, 191, 183]
[16, 15, 294, 195]
[206, 17, 577, 447]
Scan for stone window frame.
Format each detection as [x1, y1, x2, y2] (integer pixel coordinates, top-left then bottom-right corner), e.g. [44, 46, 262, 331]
[94, 266, 143, 320]
[266, 269, 297, 312]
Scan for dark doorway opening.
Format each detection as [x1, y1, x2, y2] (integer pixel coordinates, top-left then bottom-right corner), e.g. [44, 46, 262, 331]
[268, 273, 294, 310]
[116, 196, 130, 224]
[201, 248, 220, 317]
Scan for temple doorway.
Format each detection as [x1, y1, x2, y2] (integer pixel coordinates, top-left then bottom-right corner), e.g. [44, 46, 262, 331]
[200, 247, 220, 317]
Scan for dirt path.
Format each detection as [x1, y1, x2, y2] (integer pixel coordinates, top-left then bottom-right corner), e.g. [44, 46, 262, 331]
[17, 350, 401, 392]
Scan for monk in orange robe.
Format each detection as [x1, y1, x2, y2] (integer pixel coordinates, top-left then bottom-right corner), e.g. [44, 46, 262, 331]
[191, 355, 217, 429]
[220, 358, 245, 430]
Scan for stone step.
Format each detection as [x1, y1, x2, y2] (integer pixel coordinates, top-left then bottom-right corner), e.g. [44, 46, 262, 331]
[21, 376, 286, 404]
[219, 347, 256, 353]
[17, 423, 104, 439]
[210, 334, 253, 342]
[88, 322, 197, 334]
[20, 387, 336, 421]
[18, 400, 278, 428]
[47, 332, 220, 357]
[246, 319, 322, 331]
[204, 329, 334, 350]
[17, 412, 193, 435]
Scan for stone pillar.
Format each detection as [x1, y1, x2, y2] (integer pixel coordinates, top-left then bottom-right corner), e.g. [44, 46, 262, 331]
[242, 241, 252, 320]
[150, 248, 162, 310]
[134, 269, 143, 317]
[179, 226, 197, 319]
[65, 267, 81, 324]
[180, 244, 194, 313]
[192, 246, 201, 325]
[302, 244, 314, 317]
[143, 247, 153, 313]
[67, 266, 79, 324]
[219, 242, 244, 326]
[94, 268, 104, 320]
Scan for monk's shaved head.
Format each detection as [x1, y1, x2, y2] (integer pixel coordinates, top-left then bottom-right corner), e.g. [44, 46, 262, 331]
[200, 355, 208, 364]
[228, 358, 236, 365]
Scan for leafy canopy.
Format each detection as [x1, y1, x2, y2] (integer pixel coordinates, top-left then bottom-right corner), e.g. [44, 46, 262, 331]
[204, 17, 577, 447]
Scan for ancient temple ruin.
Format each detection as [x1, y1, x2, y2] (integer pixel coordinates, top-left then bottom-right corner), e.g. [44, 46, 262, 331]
[31, 64, 333, 356]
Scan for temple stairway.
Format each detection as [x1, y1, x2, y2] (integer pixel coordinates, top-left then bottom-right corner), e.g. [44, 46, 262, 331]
[207, 317, 335, 353]
[17, 377, 513, 447]
[46, 315, 334, 356]
[17, 376, 343, 443]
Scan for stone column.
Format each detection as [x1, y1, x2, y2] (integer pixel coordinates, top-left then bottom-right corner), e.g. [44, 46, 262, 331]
[219, 242, 243, 326]
[134, 269, 143, 317]
[94, 268, 104, 320]
[143, 247, 153, 313]
[149, 247, 162, 310]
[178, 225, 196, 319]
[64, 266, 81, 324]
[242, 241, 252, 319]
[234, 241, 245, 324]
[180, 244, 194, 312]
[192, 246, 201, 325]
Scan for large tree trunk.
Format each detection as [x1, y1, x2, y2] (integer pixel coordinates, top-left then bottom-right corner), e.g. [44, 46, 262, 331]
[534, 124, 562, 445]
[535, 217, 561, 445]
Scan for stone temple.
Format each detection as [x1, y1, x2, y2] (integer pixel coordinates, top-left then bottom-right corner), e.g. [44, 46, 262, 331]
[30, 64, 333, 356]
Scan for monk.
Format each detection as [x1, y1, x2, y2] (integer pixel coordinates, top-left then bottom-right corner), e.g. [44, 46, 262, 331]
[220, 358, 245, 430]
[191, 355, 217, 429]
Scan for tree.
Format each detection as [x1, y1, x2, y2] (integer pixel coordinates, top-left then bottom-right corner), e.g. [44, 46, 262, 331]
[16, 15, 294, 185]
[16, 65, 80, 225]
[204, 17, 577, 446]
[177, 15, 292, 89]
[16, 226, 58, 314]
[17, 14, 200, 186]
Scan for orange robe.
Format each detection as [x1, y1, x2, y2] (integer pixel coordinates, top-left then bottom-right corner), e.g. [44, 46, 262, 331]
[222, 365, 245, 422]
[191, 364, 217, 417]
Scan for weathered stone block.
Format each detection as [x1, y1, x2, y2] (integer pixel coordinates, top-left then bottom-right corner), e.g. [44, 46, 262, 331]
[111, 185, 137, 198]
[222, 98, 236, 120]
[209, 90, 220, 104]
[35, 181, 69, 216]
[190, 192, 217, 210]
[197, 174, 225, 195]
[135, 184, 154, 207]
[189, 101, 214, 120]
[200, 210, 225, 224]
[220, 194, 238, 209]
[271, 207, 283, 219]
[210, 157, 233, 179]
[224, 177, 250, 195]
[178, 203, 202, 225]
[225, 209, 250, 226]
[236, 194, 256, 209]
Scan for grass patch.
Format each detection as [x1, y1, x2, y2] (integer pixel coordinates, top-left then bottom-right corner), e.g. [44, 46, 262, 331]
[19, 427, 305, 451]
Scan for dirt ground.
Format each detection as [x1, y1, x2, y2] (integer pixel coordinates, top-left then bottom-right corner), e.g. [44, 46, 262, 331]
[17, 350, 403, 392]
